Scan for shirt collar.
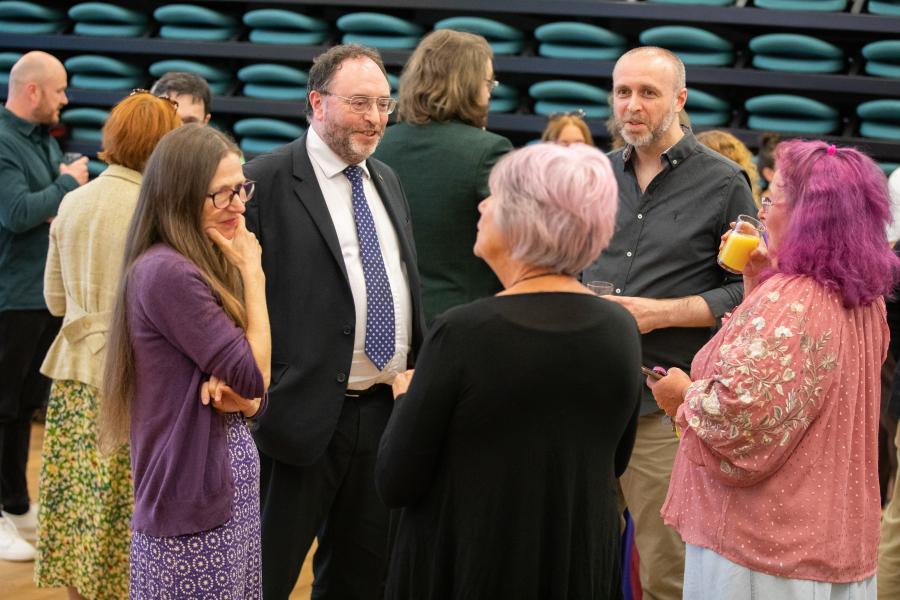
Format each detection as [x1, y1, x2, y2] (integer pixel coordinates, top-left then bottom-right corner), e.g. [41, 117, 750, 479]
[0, 106, 43, 138]
[622, 126, 698, 169]
[306, 126, 371, 181]
[99, 163, 143, 185]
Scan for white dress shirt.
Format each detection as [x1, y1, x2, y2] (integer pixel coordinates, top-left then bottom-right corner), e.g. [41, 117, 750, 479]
[306, 127, 412, 389]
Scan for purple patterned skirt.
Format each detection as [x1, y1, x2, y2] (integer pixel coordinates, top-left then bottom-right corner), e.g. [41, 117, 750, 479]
[129, 415, 261, 599]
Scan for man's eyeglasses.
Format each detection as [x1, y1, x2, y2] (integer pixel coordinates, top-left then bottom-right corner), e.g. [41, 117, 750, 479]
[130, 88, 178, 111]
[207, 180, 256, 209]
[485, 79, 499, 93]
[548, 109, 586, 120]
[320, 92, 397, 115]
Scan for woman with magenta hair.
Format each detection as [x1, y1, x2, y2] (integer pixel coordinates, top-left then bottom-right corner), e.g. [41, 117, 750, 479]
[376, 143, 642, 598]
[651, 140, 900, 599]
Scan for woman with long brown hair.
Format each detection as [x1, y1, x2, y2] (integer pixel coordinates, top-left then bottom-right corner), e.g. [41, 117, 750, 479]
[36, 91, 180, 599]
[374, 29, 513, 326]
[101, 124, 270, 598]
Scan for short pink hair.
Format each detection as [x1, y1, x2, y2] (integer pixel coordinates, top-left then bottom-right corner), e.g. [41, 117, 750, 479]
[488, 143, 618, 275]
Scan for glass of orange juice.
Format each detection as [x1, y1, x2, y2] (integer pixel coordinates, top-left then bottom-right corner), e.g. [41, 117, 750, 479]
[718, 214, 765, 274]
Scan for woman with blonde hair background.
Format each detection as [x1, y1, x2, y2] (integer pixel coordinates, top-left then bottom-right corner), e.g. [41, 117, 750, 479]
[375, 28, 512, 326]
[35, 91, 180, 600]
[697, 129, 761, 206]
[541, 109, 594, 146]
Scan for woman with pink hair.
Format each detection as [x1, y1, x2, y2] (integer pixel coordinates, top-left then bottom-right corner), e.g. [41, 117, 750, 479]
[652, 140, 900, 599]
[376, 143, 642, 599]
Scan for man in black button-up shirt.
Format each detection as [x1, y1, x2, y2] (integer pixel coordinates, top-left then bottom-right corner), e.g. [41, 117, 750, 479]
[582, 47, 754, 600]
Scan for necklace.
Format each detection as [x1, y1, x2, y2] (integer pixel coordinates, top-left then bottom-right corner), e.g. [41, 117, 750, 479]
[508, 272, 557, 288]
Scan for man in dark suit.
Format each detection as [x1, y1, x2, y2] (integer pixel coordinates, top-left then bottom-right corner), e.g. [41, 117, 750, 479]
[243, 44, 424, 600]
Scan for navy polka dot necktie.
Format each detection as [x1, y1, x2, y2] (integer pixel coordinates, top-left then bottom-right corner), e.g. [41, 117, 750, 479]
[343, 165, 395, 370]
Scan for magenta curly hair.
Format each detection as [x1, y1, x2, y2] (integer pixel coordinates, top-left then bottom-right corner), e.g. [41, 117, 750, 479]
[772, 139, 900, 307]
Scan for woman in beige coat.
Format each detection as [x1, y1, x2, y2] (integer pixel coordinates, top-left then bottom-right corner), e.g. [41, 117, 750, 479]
[35, 91, 180, 600]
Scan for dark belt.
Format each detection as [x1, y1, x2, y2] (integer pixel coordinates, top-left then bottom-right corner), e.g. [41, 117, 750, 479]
[345, 383, 390, 398]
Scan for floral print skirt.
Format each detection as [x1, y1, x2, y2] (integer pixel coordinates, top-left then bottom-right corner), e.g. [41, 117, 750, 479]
[129, 414, 262, 600]
[35, 379, 133, 599]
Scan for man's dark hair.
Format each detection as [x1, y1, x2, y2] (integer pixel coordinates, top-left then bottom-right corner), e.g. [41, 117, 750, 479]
[150, 71, 212, 115]
[305, 44, 387, 120]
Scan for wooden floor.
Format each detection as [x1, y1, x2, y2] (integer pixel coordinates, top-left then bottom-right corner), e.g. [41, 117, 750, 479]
[0, 423, 314, 599]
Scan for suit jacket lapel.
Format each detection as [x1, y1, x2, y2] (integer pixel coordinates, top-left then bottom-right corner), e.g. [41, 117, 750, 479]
[368, 158, 425, 355]
[368, 159, 414, 264]
[291, 134, 350, 283]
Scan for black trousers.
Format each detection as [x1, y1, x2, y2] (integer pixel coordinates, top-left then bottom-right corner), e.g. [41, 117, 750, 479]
[259, 387, 393, 600]
[0, 309, 61, 514]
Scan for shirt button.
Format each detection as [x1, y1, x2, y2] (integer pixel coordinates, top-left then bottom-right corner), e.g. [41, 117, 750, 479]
[672, 159, 678, 165]
[336, 372, 347, 383]
[626, 251, 633, 257]
[83, 319, 91, 329]
[615, 288, 622, 294]
[637, 213, 643, 219]
[342, 325, 352, 335]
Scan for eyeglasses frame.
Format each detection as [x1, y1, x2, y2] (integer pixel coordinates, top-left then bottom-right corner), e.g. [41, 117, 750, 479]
[206, 180, 256, 209]
[319, 91, 398, 115]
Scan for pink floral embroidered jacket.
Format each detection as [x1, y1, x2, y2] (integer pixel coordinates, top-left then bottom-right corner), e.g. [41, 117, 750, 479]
[662, 274, 887, 582]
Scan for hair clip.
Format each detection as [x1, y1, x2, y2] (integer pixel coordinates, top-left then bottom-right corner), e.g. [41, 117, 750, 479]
[826, 144, 837, 155]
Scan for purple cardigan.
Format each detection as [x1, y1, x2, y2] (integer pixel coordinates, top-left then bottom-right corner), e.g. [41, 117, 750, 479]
[128, 244, 265, 537]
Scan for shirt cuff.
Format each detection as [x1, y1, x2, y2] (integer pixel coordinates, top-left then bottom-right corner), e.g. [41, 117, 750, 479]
[56, 173, 79, 192]
[698, 284, 743, 320]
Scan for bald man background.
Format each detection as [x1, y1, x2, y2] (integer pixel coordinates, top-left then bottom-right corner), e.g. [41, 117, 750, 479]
[0, 51, 87, 562]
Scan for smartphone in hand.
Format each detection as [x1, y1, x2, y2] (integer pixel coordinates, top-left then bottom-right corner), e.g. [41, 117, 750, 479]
[641, 365, 667, 381]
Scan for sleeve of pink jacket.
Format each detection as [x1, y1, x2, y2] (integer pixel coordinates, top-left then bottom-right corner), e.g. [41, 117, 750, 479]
[676, 277, 841, 487]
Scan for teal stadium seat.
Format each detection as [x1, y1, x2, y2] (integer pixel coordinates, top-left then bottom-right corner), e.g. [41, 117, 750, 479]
[744, 94, 840, 134]
[685, 88, 731, 126]
[749, 33, 844, 73]
[64, 55, 145, 90]
[534, 22, 626, 61]
[879, 162, 900, 177]
[336, 12, 423, 50]
[433, 16, 524, 55]
[857, 99, 900, 141]
[862, 40, 900, 78]
[238, 64, 308, 101]
[68, 3, 148, 38]
[233, 118, 304, 155]
[868, 0, 900, 15]
[87, 160, 106, 177]
[754, 0, 848, 11]
[489, 82, 519, 113]
[0, 1, 65, 34]
[386, 73, 400, 94]
[639, 26, 733, 66]
[529, 80, 609, 119]
[153, 4, 238, 41]
[60, 107, 109, 143]
[243, 9, 328, 45]
[149, 59, 232, 95]
[0, 52, 21, 85]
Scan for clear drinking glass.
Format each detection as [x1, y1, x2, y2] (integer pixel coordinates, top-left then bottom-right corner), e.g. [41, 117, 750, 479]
[586, 280, 614, 295]
[718, 214, 765, 274]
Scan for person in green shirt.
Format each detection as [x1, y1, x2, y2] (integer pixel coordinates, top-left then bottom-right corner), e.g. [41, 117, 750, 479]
[0, 51, 87, 562]
[374, 29, 512, 326]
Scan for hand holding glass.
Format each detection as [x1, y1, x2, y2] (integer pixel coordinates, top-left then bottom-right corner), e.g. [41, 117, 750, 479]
[718, 215, 765, 274]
